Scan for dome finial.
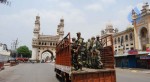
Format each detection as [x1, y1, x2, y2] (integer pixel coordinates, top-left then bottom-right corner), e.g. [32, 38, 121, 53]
[106, 21, 113, 29]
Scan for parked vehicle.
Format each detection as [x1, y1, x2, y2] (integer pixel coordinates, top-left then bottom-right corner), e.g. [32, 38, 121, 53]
[16, 57, 29, 62]
[0, 62, 4, 70]
[55, 33, 116, 82]
[0, 55, 5, 70]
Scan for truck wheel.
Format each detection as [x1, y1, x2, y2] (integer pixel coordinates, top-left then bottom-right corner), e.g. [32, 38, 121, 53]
[55, 74, 59, 79]
[65, 74, 71, 82]
[61, 73, 68, 82]
[61, 73, 65, 82]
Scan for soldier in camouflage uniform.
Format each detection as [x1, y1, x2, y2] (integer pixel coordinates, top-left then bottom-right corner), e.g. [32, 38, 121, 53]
[90, 36, 96, 68]
[75, 32, 86, 70]
[71, 37, 78, 70]
[86, 39, 92, 68]
[94, 35, 103, 69]
[81, 41, 87, 67]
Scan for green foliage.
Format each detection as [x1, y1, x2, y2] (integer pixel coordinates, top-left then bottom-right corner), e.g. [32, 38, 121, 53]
[126, 27, 134, 31]
[17, 46, 31, 58]
[0, 0, 10, 5]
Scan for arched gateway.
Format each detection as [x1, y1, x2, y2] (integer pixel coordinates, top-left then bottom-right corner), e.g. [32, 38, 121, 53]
[31, 15, 64, 61]
[132, 3, 150, 50]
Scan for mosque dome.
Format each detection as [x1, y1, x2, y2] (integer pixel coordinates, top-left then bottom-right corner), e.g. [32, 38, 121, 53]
[106, 22, 113, 30]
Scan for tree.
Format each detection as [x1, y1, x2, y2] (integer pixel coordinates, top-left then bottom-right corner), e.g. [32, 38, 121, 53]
[17, 46, 31, 58]
[0, 0, 10, 5]
[126, 27, 134, 31]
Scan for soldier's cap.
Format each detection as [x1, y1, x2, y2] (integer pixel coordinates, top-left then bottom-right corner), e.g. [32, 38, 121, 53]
[96, 35, 100, 38]
[91, 36, 95, 39]
[76, 32, 81, 34]
[72, 37, 76, 40]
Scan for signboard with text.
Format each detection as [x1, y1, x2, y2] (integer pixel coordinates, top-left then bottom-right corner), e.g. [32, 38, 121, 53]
[140, 56, 150, 59]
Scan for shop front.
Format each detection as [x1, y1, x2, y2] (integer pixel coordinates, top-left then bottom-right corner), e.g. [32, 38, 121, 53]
[136, 55, 150, 69]
[115, 55, 136, 68]
[115, 56, 128, 68]
[115, 50, 138, 68]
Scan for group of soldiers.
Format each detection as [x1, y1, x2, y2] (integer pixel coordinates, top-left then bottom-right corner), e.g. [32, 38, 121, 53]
[71, 32, 104, 71]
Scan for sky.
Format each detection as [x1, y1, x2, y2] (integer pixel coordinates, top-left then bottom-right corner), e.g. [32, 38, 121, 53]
[0, 0, 150, 50]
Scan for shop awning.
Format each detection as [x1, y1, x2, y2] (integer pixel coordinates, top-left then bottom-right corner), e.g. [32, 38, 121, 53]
[114, 53, 129, 57]
[138, 51, 149, 55]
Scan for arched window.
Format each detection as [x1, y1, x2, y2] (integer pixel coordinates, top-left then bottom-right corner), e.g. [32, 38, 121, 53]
[125, 35, 128, 41]
[141, 27, 147, 38]
[114, 38, 117, 44]
[118, 37, 120, 43]
[120, 36, 124, 45]
[130, 33, 133, 40]
[121, 36, 124, 43]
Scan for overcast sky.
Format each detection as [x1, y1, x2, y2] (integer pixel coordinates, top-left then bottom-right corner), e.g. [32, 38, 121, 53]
[0, 0, 150, 49]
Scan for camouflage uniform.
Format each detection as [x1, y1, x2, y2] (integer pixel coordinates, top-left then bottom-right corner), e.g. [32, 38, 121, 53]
[71, 38, 78, 70]
[94, 35, 103, 68]
[90, 36, 96, 68]
[86, 39, 92, 68]
[76, 32, 86, 70]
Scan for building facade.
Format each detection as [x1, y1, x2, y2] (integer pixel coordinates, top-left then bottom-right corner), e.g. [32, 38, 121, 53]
[102, 3, 150, 69]
[131, 2, 150, 69]
[112, 27, 137, 68]
[0, 43, 7, 51]
[0, 43, 10, 62]
[31, 15, 64, 61]
[132, 2, 150, 51]
[113, 27, 134, 55]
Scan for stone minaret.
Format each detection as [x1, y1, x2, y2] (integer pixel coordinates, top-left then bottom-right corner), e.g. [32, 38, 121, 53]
[57, 18, 64, 40]
[31, 15, 40, 60]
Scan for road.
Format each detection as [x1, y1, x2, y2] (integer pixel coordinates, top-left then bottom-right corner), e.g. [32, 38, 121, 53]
[116, 68, 150, 82]
[0, 63, 150, 82]
[0, 63, 59, 82]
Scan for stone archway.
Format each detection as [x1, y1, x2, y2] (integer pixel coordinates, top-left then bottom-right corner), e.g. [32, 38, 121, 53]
[139, 27, 148, 51]
[41, 50, 54, 62]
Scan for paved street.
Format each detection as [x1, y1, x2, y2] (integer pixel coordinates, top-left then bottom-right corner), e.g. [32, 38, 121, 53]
[0, 63, 59, 82]
[116, 68, 150, 82]
[0, 63, 150, 82]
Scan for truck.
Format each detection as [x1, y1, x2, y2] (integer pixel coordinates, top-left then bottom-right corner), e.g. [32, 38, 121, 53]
[55, 33, 116, 82]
